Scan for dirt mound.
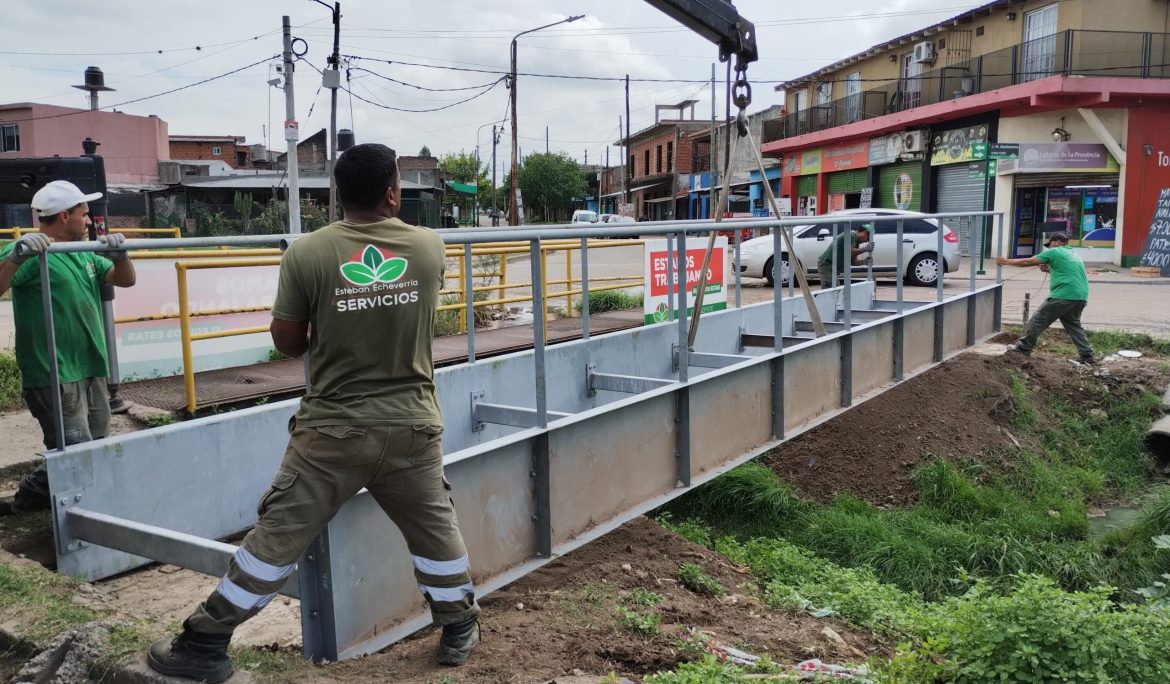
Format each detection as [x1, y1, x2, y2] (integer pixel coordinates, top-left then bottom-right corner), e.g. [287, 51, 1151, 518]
[324, 517, 885, 683]
[762, 349, 1169, 506]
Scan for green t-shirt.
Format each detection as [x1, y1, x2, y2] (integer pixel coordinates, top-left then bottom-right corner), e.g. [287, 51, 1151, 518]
[0, 243, 112, 389]
[817, 230, 861, 272]
[272, 218, 446, 427]
[1036, 246, 1089, 302]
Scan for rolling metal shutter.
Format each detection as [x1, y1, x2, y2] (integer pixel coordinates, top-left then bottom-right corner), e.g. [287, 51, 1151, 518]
[797, 174, 818, 196]
[936, 162, 989, 256]
[877, 162, 922, 212]
[827, 169, 867, 194]
[1010, 172, 1118, 189]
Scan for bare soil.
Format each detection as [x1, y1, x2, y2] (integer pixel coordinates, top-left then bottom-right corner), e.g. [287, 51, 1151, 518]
[312, 517, 886, 683]
[762, 341, 1169, 506]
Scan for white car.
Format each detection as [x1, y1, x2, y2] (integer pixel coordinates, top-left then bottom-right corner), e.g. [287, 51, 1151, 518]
[736, 209, 961, 287]
[599, 213, 636, 224]
[571, 210, 600, 224]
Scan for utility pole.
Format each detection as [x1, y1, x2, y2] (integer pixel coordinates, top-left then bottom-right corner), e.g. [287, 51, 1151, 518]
[282, 16, 302, 233]
[709, 63, 716, 219]
[624, 75, 631, 211]
[325, 2, 342, 223]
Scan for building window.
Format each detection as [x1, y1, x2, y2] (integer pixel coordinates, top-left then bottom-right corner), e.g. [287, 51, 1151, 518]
[656, 145, 663, 173]
[666, 141, 674, 173]
[644, 150, 650, 176]
[629, 155, 635, 178]
[844, 72, 862, 123]
[0, 124, 19, 152]
[211, 146, 222, 156]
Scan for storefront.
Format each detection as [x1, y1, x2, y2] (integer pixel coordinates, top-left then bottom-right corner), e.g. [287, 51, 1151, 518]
[822, 140, 870, 212]
[931, 125, 992, 256]
[877, 161, 922, 212]
[997, 144, 1120, 259]
[784, 149, 822, 216]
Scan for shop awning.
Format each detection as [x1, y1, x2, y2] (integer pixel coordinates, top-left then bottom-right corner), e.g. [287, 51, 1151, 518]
[445, 180, 477, 196]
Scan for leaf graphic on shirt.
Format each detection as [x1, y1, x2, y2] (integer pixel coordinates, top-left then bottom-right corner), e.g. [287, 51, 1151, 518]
[340, 262, 377, 286]
[375, 257, 407, 283]
[362, 245, 384, 271]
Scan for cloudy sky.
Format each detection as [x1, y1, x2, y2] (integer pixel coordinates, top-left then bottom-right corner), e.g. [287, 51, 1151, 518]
[5, 0, 980, 173]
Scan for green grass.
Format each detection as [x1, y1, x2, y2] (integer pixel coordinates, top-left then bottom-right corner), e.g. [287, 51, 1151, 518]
[0, 352, 21, 412]
[0, 563, 98, 644]
[574, 289, 643, 315]
[144, 413, 178, 428]
[678, 562, 725, 597]
[664, 379, 1169, 601]
[1003, 326, 1170, 359]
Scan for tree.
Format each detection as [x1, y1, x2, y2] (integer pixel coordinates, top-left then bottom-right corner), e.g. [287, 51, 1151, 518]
[418, 145, 432, 157]
[516, 152, 587, 222]
[438, 152, 482, 184]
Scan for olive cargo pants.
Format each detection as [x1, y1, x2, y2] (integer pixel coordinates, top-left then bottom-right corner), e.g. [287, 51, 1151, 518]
[1018, 297, 1094, 361]
[186, 422, 479, 635]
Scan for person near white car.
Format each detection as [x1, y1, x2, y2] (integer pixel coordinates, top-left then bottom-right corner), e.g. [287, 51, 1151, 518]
[816, 225, 872, 289]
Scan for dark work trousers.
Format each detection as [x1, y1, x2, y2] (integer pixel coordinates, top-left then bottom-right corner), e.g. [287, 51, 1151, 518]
[1018, 297, 1094, 360]
[185, 422, 479, 636]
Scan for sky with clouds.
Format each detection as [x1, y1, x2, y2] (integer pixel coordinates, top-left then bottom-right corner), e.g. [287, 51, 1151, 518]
[4, 0, 981, 172]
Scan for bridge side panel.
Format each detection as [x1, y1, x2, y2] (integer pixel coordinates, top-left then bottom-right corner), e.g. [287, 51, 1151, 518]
[48, 403, 296, 580]
[902, 308, 936, 372]
[548, 394, 679, 544]
[782, 337, 844, 433]
[689, 363, 773, 475]
[850, 324, 896, 399]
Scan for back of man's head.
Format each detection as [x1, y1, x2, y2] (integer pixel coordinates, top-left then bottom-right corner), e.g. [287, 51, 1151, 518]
[335, 143, 399, 212]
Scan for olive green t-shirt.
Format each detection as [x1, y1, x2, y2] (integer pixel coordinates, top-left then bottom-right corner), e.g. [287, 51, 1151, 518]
[271, 218, 446, 426]
[1036, 245, 1089, 302]
[0, 243, 112, 389]
[818, 230, 861, 272]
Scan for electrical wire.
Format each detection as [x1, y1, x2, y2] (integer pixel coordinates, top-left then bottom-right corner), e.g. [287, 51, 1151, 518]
[4, 56, 279, 123]
[349, 67, 502, 92]
[304, 60, 505, 113]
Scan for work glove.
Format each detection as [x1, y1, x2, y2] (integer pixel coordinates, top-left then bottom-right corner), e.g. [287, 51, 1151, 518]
[98, 232, 128, 262]
[862, 241, 875, 254]
[7, 233, 52, 265]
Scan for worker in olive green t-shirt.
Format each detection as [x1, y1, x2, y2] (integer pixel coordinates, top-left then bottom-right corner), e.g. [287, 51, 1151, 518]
[150, 144, 479, 684]
[0, 181, 136, 516]
[996, 232, 1095, 364]
[817, 225, 872, 289]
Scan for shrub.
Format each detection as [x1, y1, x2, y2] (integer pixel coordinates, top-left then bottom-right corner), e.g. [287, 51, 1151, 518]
[0, 352, 22, 412]
[574, 289, 643, 315]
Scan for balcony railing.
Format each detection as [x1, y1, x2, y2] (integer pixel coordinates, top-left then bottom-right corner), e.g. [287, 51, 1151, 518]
[765, 29, 1170, 143]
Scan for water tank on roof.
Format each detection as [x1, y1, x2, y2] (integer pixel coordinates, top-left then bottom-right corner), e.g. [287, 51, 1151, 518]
[338, 129, 355, 152]
[83, 66, 107, 88]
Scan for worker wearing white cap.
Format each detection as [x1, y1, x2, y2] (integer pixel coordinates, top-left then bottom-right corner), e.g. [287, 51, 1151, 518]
[0, 181, 137, 515]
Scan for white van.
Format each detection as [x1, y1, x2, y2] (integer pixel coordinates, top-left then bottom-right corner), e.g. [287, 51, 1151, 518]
[570, 210, 599, 224]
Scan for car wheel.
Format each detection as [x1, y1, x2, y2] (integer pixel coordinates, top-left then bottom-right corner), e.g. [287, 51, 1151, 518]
[764, 255, 791, 287]
[907, 252, 940, 286]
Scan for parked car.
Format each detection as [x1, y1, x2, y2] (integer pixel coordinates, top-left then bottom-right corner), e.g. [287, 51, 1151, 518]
[736, 209, 961, 287]
[571, 210, 600, 224]
[599, 214, 636, 224]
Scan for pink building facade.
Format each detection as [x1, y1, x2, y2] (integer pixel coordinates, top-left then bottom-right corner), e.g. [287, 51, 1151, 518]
[0, 103, 169, 185]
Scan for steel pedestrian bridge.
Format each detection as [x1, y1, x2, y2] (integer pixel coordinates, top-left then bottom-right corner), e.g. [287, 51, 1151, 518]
[31, 213, 1004, 662]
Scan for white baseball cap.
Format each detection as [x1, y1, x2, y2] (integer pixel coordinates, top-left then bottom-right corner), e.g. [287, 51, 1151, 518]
[30, 181, 102, 217]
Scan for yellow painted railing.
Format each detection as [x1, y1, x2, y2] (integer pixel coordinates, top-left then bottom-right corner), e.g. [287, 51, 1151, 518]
[0, 227, 182, 241]
[159, 239, 643, 413]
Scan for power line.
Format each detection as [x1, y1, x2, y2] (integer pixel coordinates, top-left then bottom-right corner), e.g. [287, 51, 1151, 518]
[350, 66, 500, 92]
[4, 56, 278, 123]
[345, 54, 756, 84]
[307, 60, 505, 113]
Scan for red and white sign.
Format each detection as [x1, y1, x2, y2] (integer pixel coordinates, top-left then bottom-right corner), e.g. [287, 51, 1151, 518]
[643, 237, 727, 324]
[284, 119, 299, 141]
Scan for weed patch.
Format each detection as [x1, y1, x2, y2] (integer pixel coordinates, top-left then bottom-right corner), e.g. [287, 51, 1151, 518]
[615, 606, 660, 637]
[0, 563, 97, 644]
[575, 289, 642, 315]
[0, 352, 21, 412]
[678, 562, 725, 597]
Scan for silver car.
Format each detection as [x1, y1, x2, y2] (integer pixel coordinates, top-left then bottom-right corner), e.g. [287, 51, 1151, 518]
[736, 209, 961, 287]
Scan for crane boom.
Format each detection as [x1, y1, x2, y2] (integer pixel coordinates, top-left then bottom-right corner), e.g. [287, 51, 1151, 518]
[641, 0, 757, 65]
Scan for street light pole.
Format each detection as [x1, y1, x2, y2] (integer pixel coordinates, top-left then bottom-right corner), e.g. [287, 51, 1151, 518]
[476, 119, 504, 227]
[509, 14, 584, 226]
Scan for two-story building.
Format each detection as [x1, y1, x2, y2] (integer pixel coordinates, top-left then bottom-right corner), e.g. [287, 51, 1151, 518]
[617, 100, 709, 220]
[762, 0, 1170, 266]
[0, 103, 168, 185]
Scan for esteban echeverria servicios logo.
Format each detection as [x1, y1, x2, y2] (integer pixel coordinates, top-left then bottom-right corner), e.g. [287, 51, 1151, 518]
[340, 245, 408, 286]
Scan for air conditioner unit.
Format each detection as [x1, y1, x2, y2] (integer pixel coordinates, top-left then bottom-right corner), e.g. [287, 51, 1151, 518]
[902, 130, 928, 153]
[913, 41, 937, 65]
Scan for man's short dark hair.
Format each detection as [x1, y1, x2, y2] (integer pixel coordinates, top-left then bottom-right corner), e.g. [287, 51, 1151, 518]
[334, 144, 399, 211]
[37, 203, 84, 227]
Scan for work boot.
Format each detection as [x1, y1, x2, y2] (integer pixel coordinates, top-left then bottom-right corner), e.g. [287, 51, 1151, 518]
[147, 625, 233, 683]
[0, 489, 50, 517]
[1078, 355, 1098, 366]
[437, 616, 479, 666]
[1005, 344, 1031, 358]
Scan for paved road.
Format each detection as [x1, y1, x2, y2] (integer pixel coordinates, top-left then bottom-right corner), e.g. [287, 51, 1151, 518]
[527, 244, 1170, 336]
